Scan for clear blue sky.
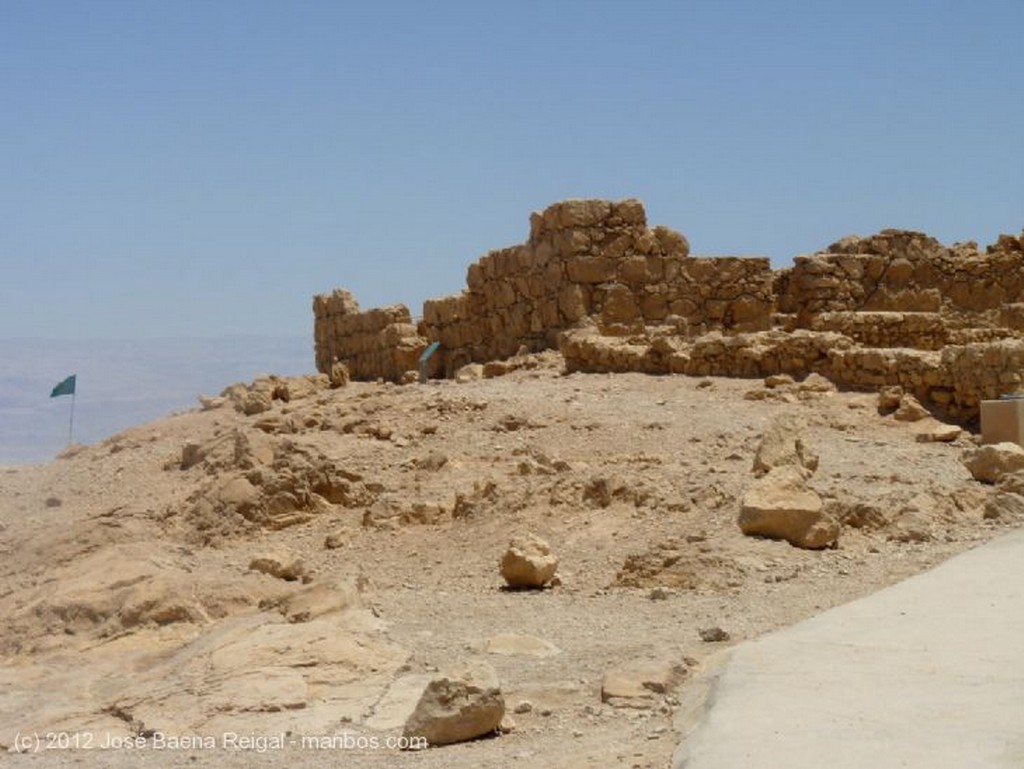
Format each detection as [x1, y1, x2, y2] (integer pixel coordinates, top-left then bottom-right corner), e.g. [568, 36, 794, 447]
[2, 0, 1022, 339]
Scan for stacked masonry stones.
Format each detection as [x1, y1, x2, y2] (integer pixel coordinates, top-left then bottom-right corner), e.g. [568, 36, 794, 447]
[313, 289, 426, 383]
[777, 229, 1024, 329]
[311, 198, 1024, 419]
[419, 199, 774, 375]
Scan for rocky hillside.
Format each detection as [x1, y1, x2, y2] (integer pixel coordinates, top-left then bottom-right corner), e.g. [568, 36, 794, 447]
[1, 354, 1021, 768]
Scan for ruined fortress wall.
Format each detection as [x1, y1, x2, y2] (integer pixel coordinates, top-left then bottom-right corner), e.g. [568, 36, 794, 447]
[561, 329, 1024, 418]
[312, 289, 426, 382]
[312, 198, 1024, 414]
[778, 230, 1024, 326]
[421, 199, 774, 375]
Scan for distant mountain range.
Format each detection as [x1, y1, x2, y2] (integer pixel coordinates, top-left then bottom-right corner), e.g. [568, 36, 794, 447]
[0, 336, 313, 465]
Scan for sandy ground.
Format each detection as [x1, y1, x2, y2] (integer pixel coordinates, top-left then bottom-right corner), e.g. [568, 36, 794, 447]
[1, 355, 1018, 768]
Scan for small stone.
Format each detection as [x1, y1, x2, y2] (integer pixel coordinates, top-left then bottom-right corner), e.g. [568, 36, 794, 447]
[324, 530, 348, 549]
[798, 373, 837, 394]
[249, 549, 306, 581]
[513, 700, 533, 714]
[914, 422, 963, 443]
[893, 394, 930, 422]
[601, 660, 686, 706]
[764, 374, 795, 389]
[698, 626, 730, 643]
[877, 386, 904, 415]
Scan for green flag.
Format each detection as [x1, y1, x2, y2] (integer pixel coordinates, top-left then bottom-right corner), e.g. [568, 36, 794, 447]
[51, 375, 76, 398]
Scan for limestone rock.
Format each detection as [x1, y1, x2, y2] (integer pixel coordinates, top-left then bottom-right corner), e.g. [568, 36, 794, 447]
[893, 394, 930, 422]
[329, 361, 350, 388]
[198, 394, 227, 411]
[984, 491, 1024, 520]
[249, 550, 306, 581]
[913, 421, 963, 443]
[962, 442, 1024, 484]
[601, 659, 685, 707]
[877, 386, 904, 415]
[242, 390, 273, 416]
[324, 529, 348, 549]
[797, 372, 837, 394]
[479, 634, 561, 658]
[499, 534, 558, 588]
[278, 580, 361, 623]
[752, 415, 819, 477]
[455, 363, 484, 383]
[403, 661, 505, 746]
[738, 466, 839, 549]
[764, 374, 795, 389]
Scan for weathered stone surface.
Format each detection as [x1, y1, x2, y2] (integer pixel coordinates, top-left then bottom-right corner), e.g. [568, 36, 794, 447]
[914, 421, 963, 443]
[403, 661, 505, 746]
[893, 394, 930, 422]
[738, 466, 839, 549]
[499, 534, 558, 588]
[752, 416, 819, 477]
[962, 443, 1024, 484]
[479, 634, 561, 658]
[249, 549, 306, 581]
[601, 659, 686, 707]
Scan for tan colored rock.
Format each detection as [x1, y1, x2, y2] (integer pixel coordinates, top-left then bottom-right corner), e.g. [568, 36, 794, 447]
[330, 361, 351, 388]
[403, 661, 505, 746]
[893, 394, 930, 422]
[984, 491, 1024, 520]
[323, 529, 348, 549]
[764, 373, 795, 389]
[877, 386, 904, 415]
[798, 372, 837, 393]
[278, 580, 361, 623]
[249, 549, 306, 581]
[601, 659, 686, 707]
[499, 534, 558, 588]
[198, 394, 227, 411]
[914, 421, 963, 443]
[962, 442, 1024, 484]
[242, 389, 273, 416]
[752, 415, 819, 477]
[456, 363, 484, 383]
[479, 634, 561, 658]
[738, 466, 839, 549]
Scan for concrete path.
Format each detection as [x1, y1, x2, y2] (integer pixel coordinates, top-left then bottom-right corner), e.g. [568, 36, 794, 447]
[674, 529, 1024, 769]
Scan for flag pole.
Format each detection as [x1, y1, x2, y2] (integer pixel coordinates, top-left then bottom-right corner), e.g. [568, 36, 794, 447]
[68, 389, 75, 445]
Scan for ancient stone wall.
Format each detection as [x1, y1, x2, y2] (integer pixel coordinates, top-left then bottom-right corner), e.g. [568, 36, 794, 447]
[560, 328, 1024, 418]
[312, 198, 1024, 418]
[778, 230, 1024, 329]
[421, 199, 774, 375]
[312, 289, 426, 382]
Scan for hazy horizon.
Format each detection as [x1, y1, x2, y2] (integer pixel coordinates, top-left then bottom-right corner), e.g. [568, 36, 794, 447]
[0, 335, 312, 465]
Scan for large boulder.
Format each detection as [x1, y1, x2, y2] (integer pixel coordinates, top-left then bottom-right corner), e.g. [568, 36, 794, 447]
[752, 415, 819, 477]
[403, 661, 505, 746]
[962, 443, 1024, 484]
[499, 534, 558, 588]
[738, 466, 839, 549]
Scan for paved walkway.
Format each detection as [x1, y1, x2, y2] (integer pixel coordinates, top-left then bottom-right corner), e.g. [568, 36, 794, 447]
[674, 528, 1024, 769]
